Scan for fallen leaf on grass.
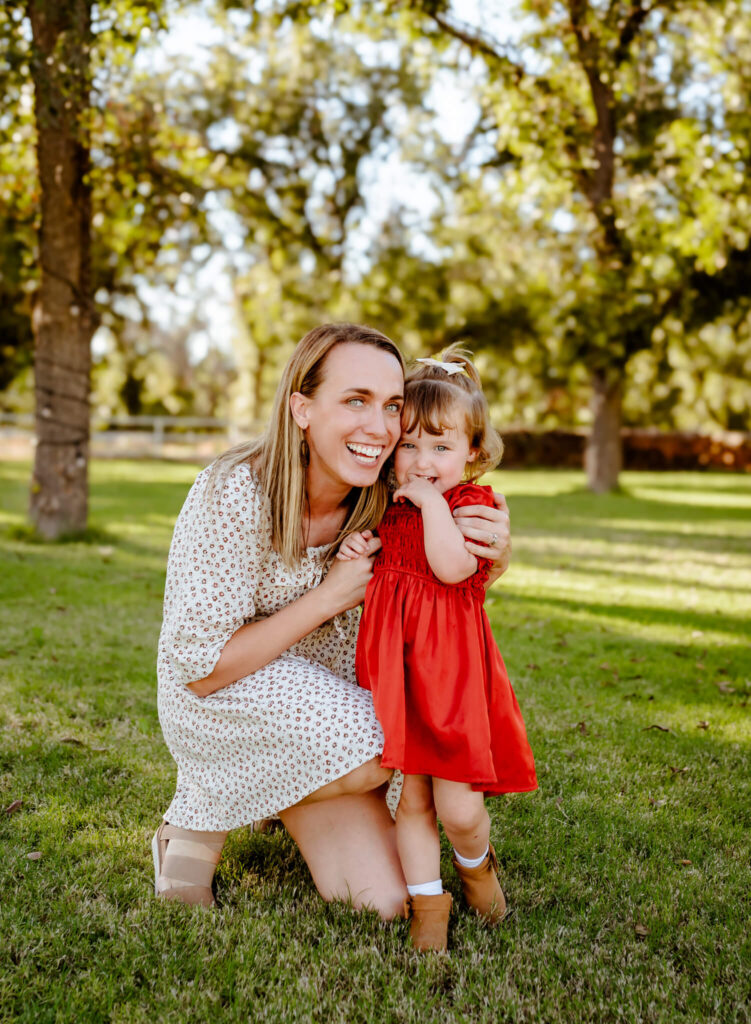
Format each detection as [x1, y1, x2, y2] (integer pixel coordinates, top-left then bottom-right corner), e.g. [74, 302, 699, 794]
[648, 798, 667, 807]
[679, 859, 692, 866]
[696, 721, 710, 730]
[27, 851, 42, 861]
[4, 799, 22, 815]
[630, 656, 646, 663]
[695, 662, 705, 670]
[642, 724, 672, 733]
[60, 737, 85, 746]
[526, 663, 540, 671]
[669, 766, 688, 775]
[90, 746, 108, 753]
[574, 721, 588, 734]
[715, 681, 735, 694]
[598, 662, 611, 670]
[634, 923, 649, 938]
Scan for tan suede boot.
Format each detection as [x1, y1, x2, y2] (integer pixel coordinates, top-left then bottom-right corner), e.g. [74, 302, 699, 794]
[452, 844, 507, 923]
[404, 892, 453, 952]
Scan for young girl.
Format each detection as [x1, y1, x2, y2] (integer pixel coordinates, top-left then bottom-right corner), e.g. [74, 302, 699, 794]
[338, 347, 537, 951]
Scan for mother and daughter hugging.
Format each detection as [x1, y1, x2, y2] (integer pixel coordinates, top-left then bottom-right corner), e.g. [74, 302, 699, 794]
[154, 322, 537, 952]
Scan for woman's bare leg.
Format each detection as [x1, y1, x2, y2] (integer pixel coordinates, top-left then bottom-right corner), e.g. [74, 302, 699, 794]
[279, 785, 407, 920]
[291, 756, 391, 807]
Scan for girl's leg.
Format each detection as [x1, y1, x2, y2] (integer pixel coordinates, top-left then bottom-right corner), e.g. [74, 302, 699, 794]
[279, 785, 406, 920]
[395, 774, 441, 886]
[432, 777, 505, 923]
[395, 774, 452, 951]
[431, 778, 489, 859]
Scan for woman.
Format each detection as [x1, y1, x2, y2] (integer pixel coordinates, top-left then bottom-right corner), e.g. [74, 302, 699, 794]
[154, 323, 512, 919]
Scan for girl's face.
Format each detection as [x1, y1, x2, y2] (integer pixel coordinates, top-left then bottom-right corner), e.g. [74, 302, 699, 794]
[394, 409, 477, 494]
[291, 342, 404, 495]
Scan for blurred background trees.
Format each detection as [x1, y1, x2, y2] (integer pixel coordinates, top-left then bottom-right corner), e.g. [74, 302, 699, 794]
[1, 0, 749, 530]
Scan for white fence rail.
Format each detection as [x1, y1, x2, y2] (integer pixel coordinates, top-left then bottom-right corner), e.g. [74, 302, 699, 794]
[0, 413, 258, 460]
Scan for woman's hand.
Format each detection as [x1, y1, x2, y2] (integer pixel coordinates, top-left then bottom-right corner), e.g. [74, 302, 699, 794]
[452, 493, 511, 583]
[320, 534, 382, 615]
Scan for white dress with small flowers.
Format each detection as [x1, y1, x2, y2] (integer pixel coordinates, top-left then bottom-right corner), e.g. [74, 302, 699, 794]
[157, 463, 389, 831]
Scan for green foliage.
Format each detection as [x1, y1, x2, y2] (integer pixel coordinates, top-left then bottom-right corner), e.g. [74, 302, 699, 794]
[1, 461, 750, 1020]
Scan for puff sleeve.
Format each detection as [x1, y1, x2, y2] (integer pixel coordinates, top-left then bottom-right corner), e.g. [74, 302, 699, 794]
[158, 463, 271, 688]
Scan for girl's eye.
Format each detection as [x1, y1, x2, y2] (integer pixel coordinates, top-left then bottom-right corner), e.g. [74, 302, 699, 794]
[435, 445, 448, 452]
[400, 442, 415, 449]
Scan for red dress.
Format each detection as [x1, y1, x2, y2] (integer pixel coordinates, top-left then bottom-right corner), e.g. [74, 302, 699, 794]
[356, 483, 537, 794]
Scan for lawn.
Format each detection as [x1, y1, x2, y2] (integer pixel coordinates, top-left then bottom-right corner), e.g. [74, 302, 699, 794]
[1, 461, 750, 1023]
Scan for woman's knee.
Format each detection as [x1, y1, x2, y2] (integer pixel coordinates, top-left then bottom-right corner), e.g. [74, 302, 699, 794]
[342, 756, 390, 795]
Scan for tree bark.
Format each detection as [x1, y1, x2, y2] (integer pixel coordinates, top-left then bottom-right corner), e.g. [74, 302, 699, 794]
[28, 0, 94, 538]
[585, 368, 622, 492]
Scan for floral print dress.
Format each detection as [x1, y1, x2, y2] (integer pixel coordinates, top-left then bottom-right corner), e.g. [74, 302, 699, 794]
[157, 463, 389, 831]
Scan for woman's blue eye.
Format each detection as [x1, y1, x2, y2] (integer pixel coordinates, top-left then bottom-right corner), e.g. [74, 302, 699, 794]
[435, 445, 448, 452]
[347, 398, 364, 407]
[385, 402, 402, 413]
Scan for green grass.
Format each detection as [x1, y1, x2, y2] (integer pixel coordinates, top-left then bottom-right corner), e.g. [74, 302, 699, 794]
[1, 461, 750, 1023]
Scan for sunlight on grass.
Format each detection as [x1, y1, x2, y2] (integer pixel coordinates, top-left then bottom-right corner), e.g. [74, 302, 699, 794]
[1, 461, 750, 1022]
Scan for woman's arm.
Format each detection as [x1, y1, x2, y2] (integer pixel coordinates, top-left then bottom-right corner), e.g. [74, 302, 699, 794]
[187, 540, 380, 697]
[393, 477, 477, 584]
[452, 492, 511, 587]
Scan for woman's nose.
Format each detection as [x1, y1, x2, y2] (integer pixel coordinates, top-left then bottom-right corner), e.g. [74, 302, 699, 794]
[365, 407, 389, 438]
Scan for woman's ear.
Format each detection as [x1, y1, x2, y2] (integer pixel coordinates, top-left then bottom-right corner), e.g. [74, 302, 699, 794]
[289, 392, 309, 429]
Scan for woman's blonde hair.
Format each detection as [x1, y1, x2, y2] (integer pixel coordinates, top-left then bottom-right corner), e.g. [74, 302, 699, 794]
[210, 323, 405, 567]
[401, 343, 503, 480]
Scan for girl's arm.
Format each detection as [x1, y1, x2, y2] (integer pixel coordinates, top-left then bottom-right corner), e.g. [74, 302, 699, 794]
[393, 477, 477, 584]
[452, 492, 511, 587]
[188, 541, 380, 696]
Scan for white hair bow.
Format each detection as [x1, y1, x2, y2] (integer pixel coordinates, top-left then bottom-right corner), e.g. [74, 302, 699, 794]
[415, 357, 465, 375]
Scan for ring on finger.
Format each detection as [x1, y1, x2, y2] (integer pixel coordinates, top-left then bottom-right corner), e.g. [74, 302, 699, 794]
[489, 532, 498, 546]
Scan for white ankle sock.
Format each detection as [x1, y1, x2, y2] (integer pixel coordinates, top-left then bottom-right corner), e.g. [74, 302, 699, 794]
[454, 845, 489, 869]
[406, 879, 443, 896]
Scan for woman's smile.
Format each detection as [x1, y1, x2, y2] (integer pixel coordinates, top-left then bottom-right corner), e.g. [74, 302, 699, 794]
[346, 442, 385, 466]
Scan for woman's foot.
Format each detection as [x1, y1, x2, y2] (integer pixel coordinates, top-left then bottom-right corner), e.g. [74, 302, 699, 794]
[452, 843, 507, 923]
[404, 892, 453, 951]
[152, 822, 227, 906]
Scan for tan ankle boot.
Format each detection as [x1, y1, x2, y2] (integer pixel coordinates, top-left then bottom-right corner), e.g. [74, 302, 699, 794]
[152, 821, 227, 907]
[453, 844, 507, 923]
[404, 892, 453, 952]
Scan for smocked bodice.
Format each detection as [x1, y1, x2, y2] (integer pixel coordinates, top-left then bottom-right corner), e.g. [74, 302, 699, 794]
[373, 483, 494, 601]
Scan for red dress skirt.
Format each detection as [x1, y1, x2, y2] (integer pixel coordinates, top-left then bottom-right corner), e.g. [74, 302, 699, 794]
[356, 483, 537, 794]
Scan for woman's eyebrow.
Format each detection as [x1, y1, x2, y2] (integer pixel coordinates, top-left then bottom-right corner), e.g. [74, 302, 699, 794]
[342, 387, 404, 400]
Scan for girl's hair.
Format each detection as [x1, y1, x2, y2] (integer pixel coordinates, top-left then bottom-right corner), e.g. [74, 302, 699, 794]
[402, 343, 503, 480]
[210, 322, 405, 567]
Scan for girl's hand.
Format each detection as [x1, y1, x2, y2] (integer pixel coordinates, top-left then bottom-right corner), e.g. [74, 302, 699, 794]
[320, 534, 382, 614]
[336, 529, 374, 561]
[452, 493, 511, 577]
[393, 475, 441, 509]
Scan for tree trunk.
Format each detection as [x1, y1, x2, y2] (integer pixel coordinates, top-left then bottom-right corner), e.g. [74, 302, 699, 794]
[28, 0, 94, 538]
[585, 369, 622, 493]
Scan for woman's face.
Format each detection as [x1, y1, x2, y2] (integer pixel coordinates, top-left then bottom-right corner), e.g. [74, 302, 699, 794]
[291, 342, 404, 493]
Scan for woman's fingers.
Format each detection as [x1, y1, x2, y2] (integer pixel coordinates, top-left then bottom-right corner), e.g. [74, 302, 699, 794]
[452, 502, 509, 524]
